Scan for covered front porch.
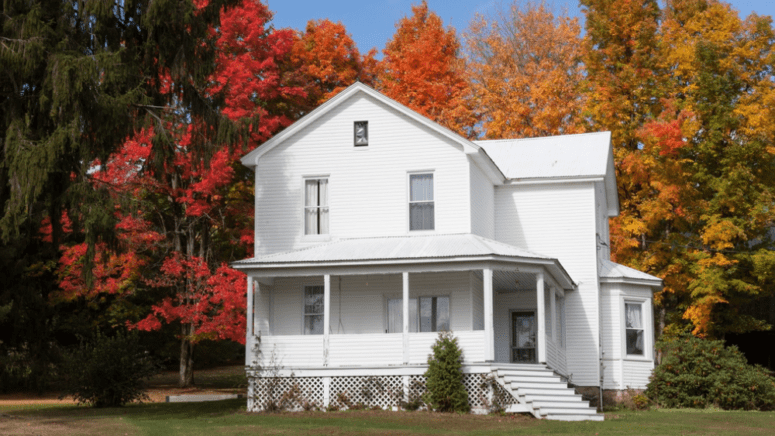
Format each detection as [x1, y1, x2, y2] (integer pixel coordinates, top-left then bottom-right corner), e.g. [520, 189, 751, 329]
[234, 235, 574, 375]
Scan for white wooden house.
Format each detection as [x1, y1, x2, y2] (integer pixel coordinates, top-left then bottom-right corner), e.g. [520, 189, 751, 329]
[233, 83, 662, 420]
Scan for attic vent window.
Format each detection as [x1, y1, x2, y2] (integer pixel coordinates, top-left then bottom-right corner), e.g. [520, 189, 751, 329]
[354, 121, 368, 146]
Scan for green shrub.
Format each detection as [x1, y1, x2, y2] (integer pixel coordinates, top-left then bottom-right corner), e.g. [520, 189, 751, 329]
[60, 330, 159, 407]
[646, 335, 775, 410]
[424, 331, 470, 413]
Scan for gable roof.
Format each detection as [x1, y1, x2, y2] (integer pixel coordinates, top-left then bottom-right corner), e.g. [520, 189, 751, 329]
[475, 132, 611, 180]
[476, 132, 619, 216]
[599, 259, 662, 287]
[233, 233, 575, 289]
[239, 82, 505, 183]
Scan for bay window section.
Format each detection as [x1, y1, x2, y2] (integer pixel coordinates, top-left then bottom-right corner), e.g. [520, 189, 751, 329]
[625, 302, 644, 356]
[409, 173, 434, 231]
[304, 178, 329, 235]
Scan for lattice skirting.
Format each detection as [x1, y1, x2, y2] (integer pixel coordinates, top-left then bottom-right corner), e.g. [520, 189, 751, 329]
[247, 372, 518, 412]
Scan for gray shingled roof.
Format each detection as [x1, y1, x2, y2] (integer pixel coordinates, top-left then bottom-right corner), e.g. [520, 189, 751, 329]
[234, 233, 553, 265]
[475, 132, 612, 180]
[599, 259, 662, 285]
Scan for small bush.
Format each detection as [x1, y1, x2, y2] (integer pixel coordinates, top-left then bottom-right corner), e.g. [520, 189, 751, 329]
[60, 330, 159, 407]
[424, 331, 470, 413]
[646, 335, 775, 410]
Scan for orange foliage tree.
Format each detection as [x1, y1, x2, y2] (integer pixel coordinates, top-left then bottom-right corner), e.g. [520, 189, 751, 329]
[376, 0, 475, 137]
[465, 1, 586, 138]
[286, 19, 377, 115]
[584, 0, 775, 338]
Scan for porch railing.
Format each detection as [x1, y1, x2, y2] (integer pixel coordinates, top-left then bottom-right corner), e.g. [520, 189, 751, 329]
[255, 330, 486, 368]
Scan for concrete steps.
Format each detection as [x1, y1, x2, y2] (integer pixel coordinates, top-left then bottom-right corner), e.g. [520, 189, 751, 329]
[493, 364, 603, 422]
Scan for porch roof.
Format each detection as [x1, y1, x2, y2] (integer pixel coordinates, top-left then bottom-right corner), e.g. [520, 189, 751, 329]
[233, 233, 575, 289]
[599, 259, 662, 288]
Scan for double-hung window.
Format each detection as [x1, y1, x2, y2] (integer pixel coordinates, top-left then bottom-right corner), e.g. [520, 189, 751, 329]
[625, 302, 645, 356]
[409, 173, 434, 231]
[303, 285, 324, 335]
[304, 178, 328, 235]
[387, 296, 449, 333]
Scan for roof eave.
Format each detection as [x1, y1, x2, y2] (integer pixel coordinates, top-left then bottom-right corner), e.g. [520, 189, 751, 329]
[600, 276, 662, 288]
[233, 254, 575, 289]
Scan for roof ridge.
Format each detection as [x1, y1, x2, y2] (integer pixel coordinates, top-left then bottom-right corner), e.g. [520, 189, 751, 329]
[474, 131, 610, 144]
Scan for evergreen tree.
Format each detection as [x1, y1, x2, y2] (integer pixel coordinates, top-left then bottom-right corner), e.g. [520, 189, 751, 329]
[424, 332, 469, 413]
[0, 0, 244, 389]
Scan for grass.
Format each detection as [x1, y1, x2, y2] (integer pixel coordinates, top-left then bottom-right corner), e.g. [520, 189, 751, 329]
[3, 400, 775, 436]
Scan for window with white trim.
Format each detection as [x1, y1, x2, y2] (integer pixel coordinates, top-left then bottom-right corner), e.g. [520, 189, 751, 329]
[409, 173, 434, 231]
[304, 178, 328, 235]
[625, 302, 645, 356]
[387, 296, 449, 332]
[303, 285, 324, 335]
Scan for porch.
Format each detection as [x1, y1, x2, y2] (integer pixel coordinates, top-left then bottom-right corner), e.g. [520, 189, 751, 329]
[236, 235, 574, 374]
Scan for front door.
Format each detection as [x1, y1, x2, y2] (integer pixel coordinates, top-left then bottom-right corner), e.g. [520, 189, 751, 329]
[511, 311, 536, 363]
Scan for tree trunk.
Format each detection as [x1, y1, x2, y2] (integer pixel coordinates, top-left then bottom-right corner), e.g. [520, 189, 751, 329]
[179, 325, 195, 388]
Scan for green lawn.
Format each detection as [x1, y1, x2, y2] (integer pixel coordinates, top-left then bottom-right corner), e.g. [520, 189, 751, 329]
[2, 400, 774, 435]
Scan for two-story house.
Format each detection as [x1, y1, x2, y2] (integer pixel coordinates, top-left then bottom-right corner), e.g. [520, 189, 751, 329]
[232, 83, 662, 420]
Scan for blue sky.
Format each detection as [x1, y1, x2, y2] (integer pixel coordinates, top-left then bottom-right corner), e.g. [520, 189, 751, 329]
[266, 0, 775, 54]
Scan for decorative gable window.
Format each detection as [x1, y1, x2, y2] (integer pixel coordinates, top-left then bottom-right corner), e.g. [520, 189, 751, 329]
[625, 302, 644, 356]
[354, 121, 368, 146]
[304, 178, 328, 235]
[409, 173, 434, 231]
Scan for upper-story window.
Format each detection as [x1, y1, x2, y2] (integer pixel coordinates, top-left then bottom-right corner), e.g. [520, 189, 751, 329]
[625, 301, 645, 356]
[354, 121, 368, 146]
[409, 173, 434, 231]
[304, 178, 328, 235]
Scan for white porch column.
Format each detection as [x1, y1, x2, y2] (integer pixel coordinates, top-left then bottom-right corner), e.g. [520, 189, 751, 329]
[324, 274, 331, 366]
[550, 286, 557, 343]
[536, 271, 546, 364]
[245, 274, 253, 367]
[403, 272, 410, 364]
[483, 268, 494, 362]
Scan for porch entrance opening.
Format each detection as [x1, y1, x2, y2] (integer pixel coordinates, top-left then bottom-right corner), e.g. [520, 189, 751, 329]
[511, 311, 536, 363]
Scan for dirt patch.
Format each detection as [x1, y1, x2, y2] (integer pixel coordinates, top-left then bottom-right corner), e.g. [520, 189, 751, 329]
[0, 364, 246, 407]
[0, 413, 136, 436]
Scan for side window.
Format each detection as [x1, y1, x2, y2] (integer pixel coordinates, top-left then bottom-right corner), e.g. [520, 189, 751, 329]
[419, 296, 449, 332]
[304, 178, 328, 235]
[304, 285, 324, 335]
[625, 302, 645, 356]
[386, 296, 449, 332]
[409, 173, 434, 231]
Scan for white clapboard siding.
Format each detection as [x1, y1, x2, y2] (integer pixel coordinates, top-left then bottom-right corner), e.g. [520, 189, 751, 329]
[495, 182, 599, 386]
[622, 359, 654, 390]
[254, 281, 272, 336]
[328, 334, 403, 366]
[255, 93, 471, 256]
[470, 161, 495, 239]
[470, 271, 484, 331]
[600, 284, 622, 361]
[546, 337, 568, 376]
[259, 335, 324, 368]
[595, 181, 612, 262]
[602, 359, 623, 389]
